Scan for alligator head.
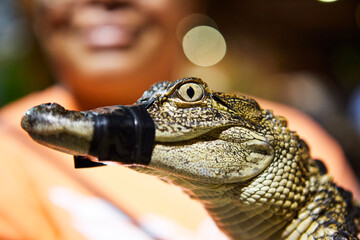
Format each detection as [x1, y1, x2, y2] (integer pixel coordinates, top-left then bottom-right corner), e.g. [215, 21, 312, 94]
[21, 77, 285, 184]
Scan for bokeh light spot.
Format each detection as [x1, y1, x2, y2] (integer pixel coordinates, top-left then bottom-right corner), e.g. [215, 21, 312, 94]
[182, 26, 226, 67]
[176, 14, 218, 43]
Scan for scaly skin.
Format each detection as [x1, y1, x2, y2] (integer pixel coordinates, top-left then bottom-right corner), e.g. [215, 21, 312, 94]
[21, 77, 360, 239]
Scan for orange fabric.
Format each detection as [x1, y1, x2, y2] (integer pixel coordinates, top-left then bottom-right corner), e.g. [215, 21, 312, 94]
[0, 86, 358, 239]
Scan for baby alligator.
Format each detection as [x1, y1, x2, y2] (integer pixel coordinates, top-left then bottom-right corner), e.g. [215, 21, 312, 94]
[21, 77, 360, 239]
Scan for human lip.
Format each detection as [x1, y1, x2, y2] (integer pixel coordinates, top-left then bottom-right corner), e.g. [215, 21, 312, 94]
[80, 24, 139, 49]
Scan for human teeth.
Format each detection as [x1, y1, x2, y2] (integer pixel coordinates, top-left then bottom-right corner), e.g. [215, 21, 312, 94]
[86, 25, 133, 48]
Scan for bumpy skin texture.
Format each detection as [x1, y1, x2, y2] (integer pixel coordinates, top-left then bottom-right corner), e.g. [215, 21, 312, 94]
[22, 78, 360, 240]
[137, 78, 360, 240]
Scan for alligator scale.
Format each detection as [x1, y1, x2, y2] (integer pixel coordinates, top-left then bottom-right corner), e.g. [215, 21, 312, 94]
[21, 77, 360, 240]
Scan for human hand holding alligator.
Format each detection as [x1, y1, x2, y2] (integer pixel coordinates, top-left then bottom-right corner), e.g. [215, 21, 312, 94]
[21, 77, 360, 240]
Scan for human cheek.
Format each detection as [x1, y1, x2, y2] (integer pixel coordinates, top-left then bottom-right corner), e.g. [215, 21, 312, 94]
[32, 0, 75, 34]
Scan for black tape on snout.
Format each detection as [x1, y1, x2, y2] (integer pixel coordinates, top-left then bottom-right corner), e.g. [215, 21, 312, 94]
[74, 104, 155, 168]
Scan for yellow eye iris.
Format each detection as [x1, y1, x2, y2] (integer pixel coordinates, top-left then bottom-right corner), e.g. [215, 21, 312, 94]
[177, 82, 204, 102]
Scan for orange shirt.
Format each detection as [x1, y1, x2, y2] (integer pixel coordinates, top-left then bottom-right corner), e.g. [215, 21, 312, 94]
[0, 85, 358, 239]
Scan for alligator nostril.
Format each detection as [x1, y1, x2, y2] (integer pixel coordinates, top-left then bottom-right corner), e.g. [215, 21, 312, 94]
[41, 102, 64, 111]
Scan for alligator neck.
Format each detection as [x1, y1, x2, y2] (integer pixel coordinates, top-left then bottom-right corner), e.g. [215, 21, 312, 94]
[171, 177, 300, 240]
[170, 172, 359, 240]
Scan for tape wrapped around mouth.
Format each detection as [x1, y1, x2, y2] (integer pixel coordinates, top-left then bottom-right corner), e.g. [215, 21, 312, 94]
[75, 104, 155, 168]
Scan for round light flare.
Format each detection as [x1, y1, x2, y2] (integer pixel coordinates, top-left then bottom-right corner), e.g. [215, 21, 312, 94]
[182, 26, 227, 67]
[317, 0, 338, 2]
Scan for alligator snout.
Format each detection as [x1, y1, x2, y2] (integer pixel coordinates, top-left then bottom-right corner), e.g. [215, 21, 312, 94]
[21, 103, 155, 166]
[21, 103, 89, 134]
[21, 103, 95, 156]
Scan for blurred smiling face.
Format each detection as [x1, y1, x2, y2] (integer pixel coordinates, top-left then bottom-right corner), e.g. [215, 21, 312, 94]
[28, 0, 199, 106]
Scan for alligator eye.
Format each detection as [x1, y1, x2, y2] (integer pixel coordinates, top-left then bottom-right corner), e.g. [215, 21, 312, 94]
[177, 82, 204, 102]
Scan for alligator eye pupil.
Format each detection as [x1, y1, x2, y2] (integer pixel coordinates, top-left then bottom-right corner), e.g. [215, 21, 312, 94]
[177, 82, 204, 102]
[187, 87, 195, 99]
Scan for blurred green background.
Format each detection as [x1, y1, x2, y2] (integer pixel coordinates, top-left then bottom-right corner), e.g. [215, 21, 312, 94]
[0, 0, 53, 108]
